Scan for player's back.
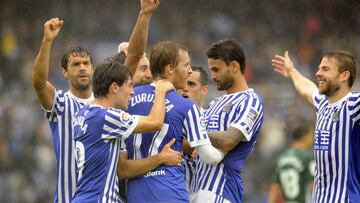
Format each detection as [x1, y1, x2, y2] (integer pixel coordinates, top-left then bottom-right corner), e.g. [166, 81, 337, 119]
[73, 105, 134, 203]
[274, 148, 314, 203]
[125, 84, 207, 203]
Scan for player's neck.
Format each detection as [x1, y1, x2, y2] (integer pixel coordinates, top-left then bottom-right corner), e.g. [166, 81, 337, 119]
[328, 86, 350, 104]
[92, 98, 113, 108]
[226, 77, 249, 94]
[69, 87, 92, 99]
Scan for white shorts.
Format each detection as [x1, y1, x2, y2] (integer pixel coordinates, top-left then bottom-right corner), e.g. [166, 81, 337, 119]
[190, 189, 232, 203]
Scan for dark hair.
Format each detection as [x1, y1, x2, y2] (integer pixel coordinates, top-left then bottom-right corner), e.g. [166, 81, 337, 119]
[292, 125, 311, 141]
[322, 50, 358, 88]
[61, 46, 92, 70]
[206, 39, 246, 74]
[105, 51, 127, 64]
[92, 61, 132, 98]
[191, 65, 209, 86]
[150, 41, 188, 78]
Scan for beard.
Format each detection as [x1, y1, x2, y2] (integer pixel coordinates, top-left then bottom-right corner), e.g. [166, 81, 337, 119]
[216, 76, 234, 91]
[69, 75, 91, 91]
[319, 79, 340, 97]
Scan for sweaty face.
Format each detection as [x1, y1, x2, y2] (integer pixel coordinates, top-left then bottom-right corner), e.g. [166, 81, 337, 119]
[66, 55, 92, 91]
[316, 57, 341, 97]
[208, 58, 234, 91]
[172, 50, 192, 90]
[133, 56, 152, 86]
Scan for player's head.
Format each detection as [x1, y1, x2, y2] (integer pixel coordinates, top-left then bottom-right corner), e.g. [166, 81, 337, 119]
[206, 39, 246, 91]
[292, 125, 313, 149]
[316, 50, 357, 97]
[182, 66, 209, 107]
[92, 61, 133, 110]
[117, 42, 152, 86]
[150, 41, 192, 90]
[61, 46, 93, 91]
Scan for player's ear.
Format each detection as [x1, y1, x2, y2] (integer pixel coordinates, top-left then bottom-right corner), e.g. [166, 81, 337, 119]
[109, 82, 118, 94]
[62, 67, 69, 79]
[201, 85, 209, 96]
[163, 64, 174, 77]
[230, 61, 240, 73]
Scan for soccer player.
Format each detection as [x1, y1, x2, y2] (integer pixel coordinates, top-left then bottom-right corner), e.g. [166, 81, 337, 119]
[268, 125, 315, 203]
[181, 65, 209, 109]
[116, 42, 152, 86]
[180, 65, 209, 191]
[190, 39, 264, 203]
[272, 51, 360, 203]
[32, 18, 94, 203]
[124, 41, 225, 203]
[72, 61, 176, 203]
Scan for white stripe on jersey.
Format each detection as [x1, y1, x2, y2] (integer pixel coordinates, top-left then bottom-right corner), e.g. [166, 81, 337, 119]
[191, 89, 263, 201]
[312, 92, 360, 203]
[102, 139, 120, 203]
[44, 90, 93, 203]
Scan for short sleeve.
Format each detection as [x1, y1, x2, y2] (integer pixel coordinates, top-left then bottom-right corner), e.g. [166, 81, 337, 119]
[230, 96, 263, 141]
[183, 104, 211, 148]
[102, 108, 139, 140]
[42, 89, 65, 122]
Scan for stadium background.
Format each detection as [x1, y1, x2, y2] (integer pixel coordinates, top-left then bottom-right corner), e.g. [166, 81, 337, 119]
[0, 0, 359, 202]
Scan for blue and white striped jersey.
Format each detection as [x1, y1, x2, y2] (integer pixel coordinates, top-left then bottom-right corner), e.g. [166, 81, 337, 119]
[312, 92, 360, 203]
[44, 90, 93, 203]
[184, 107, 206, 192]
[191, 89, 264, 203]
[125, 84, 211, 203]
[72, 105, 139, 203]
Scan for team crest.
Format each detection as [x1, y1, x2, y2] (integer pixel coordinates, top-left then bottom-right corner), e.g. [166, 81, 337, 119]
[120, 112, 132, 124]
[223, 103, 232, 113]
[332, 111, 339, 122]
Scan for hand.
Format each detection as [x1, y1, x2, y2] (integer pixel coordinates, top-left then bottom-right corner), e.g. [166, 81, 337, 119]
[43, 18, 64, 42]
[272, 51, 296, 78]
[155, 79, 174, 93]
[140, 0, 160, 15]
[159, 138, 182, 166]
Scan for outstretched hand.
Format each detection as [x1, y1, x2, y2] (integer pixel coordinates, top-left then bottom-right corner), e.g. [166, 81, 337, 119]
[272, 51, 296, 78]
[43, 18, 63, 42]
[160, 138, 182, 166]
[141, 0, 160, 14]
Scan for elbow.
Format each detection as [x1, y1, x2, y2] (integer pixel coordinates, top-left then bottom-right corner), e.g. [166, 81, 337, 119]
[118, 171, 128, 180]
[202, 155, 222, 165]
[152, 121, 163, 131]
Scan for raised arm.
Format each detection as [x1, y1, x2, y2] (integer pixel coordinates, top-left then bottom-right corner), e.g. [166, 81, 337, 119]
[272, 51, 318, 106]
[124, 0, 159, 74]
[32, 18, 64, 110]
[133, 80, 173, 133]
[117, 138, 182, 179]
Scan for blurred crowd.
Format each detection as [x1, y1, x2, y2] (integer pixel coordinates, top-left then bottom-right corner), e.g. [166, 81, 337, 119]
[1, 0, 359, 202]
